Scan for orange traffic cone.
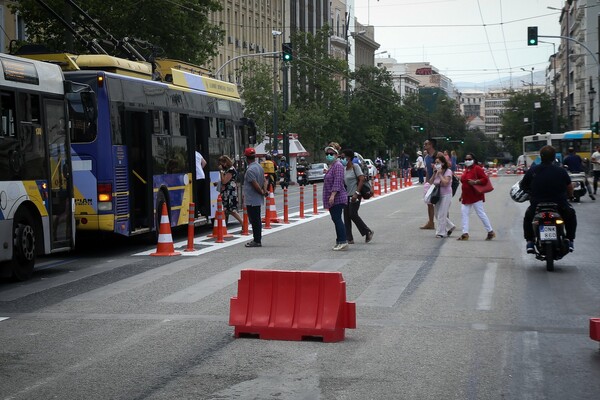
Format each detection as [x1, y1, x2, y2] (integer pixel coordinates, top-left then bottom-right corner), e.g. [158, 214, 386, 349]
[262, 190, 280, 224]
[241, 205, 250, 236]
[208, 195, 233, 241]
[151, 203, 181, 256]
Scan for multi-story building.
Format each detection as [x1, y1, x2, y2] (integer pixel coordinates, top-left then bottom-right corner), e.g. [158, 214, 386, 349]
[0, 1, 26, 53]
[374, 57, 419, 103]
[458, 90, 485, 119]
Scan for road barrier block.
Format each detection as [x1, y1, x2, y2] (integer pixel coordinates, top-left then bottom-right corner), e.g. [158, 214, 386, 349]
[590, 318, 600, 342]
[229, 269, 356, 342]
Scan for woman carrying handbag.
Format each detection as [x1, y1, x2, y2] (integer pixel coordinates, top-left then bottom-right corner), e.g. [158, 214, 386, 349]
[457, 153, 495, 241]
[429, 154, 455, 238]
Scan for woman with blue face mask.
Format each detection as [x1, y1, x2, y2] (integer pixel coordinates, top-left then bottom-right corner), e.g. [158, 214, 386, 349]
[322, 142, 349, 251]
[342, 148, 374, 244]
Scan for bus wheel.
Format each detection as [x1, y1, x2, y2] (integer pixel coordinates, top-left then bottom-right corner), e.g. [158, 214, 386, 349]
[11, 211, 36, 281]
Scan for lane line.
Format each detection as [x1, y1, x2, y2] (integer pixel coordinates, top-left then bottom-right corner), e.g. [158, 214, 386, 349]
[158, 259, 279, 303]
[355, 261, 421, 307]
[0, 317, 9, 322]
[521, 331, 544, 399]
[477, 262, 498, 311]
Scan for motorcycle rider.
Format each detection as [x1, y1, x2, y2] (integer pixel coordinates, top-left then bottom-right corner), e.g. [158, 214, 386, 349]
[296, 156, 309, 184]
[260, 154, 276, 192]
[278, 156, 290, 185]
[521, 145, 576, 254]
[562, 146, 595, 200]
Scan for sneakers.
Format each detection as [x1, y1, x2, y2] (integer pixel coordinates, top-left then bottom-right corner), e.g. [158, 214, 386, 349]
[566, 239, 574, 252]
[526, 241, 535, 254]
[485, 231, 496, 241]
[590, 194, 596, 201]
[366, 230, 374, 243]
[333, 243, 348, 251]
[447, 227, 455, 237]
[457, 233, 469, 241]
[435, 234, 446, 238]
[245, 241, 262, 248]
[420, 222, 435, 230]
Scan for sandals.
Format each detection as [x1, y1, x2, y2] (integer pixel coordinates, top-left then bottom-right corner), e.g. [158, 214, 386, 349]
[457, 233, 469, 241]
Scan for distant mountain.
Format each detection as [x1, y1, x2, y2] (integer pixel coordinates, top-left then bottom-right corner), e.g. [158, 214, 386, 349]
[454, 71, 546, 92]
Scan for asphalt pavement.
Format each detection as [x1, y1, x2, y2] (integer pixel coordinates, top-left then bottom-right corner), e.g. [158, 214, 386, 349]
[1, 176, 599, 399]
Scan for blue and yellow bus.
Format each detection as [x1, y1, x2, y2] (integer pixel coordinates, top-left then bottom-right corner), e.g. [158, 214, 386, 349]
[522, 133, 565, 166]
[0, 53, 95, 280]
[560, 130, 600, 161]
[22, 53, 255, 239]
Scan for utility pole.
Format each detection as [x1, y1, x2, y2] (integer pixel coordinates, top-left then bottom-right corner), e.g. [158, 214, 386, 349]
[272, 30, 282, 155]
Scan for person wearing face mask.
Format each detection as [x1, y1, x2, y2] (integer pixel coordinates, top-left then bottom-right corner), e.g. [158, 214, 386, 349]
[341, 149, 374, 245]
[322, 142, 349, 251]
[429, 154, 455, 238]
[218, 155, 243, 226]
[457, 153, 495, 241]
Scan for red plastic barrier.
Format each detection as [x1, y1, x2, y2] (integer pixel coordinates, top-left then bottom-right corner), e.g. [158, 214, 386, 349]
[229, 269, 356, 342]
[591, 318, 600, 342]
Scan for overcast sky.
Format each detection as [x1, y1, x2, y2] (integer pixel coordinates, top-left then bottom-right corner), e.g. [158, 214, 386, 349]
[354, 0, 565, 85]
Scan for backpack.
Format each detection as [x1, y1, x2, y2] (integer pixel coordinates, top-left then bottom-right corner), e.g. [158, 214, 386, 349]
[451, 174, 460, 197]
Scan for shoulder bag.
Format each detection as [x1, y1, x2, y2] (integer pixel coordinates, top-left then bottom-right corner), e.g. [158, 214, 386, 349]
[354, 165, 372, 199]
[473, 179, 494, 194]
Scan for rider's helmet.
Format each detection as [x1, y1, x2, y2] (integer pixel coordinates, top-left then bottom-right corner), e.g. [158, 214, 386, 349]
[300, 157, 305, 162]
[266, 154, 272, 160]
[510, 181, 530, 203]
[281, 156, 286, 161]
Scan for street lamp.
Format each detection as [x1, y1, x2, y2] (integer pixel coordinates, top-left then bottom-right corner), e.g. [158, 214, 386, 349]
[588, 81, 596, 135]
[272, 30, 282, 154]
[521, 67, 534, 93]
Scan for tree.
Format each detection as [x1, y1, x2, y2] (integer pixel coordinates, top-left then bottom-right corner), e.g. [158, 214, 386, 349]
[238, 60, 276, 143]
[499, 91, 555, 157]
[9, 0, 223, 64]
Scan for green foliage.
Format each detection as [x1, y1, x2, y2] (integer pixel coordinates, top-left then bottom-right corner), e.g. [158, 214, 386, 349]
[238, 60, 275, 142]
[499, 91, 555, 157]
[9, 0, 223, 64]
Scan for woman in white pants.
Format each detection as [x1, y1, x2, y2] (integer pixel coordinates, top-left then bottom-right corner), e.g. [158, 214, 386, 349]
[457, 153, 495, 241]
[430, 154, 455, 238]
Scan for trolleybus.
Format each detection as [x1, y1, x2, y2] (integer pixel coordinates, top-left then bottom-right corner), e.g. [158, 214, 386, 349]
[0, 53, 95, 280]
[559, 130, 600, 161]
[522, 132, 564, 166]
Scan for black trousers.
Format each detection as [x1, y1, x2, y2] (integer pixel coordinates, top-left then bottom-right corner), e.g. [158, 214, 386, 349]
[246, 205, 262, 244]
[523, 203, 577, 241]
[344, 197, 370, 241]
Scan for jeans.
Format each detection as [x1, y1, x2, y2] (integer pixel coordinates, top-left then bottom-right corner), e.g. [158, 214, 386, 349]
[344, 197, 370, 241]
[328, 204, 347, 244]
[523, 203, 576, 241]
[417, 168, 424, 183]
[246, 205, 262, 244]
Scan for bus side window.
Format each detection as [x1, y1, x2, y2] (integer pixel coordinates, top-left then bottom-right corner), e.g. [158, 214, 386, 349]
[0, 91, 18, 180]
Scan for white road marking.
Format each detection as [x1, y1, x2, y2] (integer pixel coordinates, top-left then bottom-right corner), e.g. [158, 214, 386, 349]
[158, 259, 279, 303]
[0, 317, 9, 322]
[521, 331, 544, 399]
[477, 262, 498, 311]
[355, 261, 421, 307]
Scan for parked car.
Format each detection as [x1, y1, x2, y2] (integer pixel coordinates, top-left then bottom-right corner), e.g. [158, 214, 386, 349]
[307, 163, 329, 182]
[363, 159, 377, 179]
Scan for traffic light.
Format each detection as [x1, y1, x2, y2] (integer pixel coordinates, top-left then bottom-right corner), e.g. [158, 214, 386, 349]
[527, 26, 538, 46]
[592, 121, 599, 134]
[282, 42, 293, 61]
[419, 126, 424, 132]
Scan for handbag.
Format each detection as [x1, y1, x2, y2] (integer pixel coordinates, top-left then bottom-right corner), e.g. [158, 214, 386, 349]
[423, 183, 440, 204]
[473, 179, 494, 194]
[354, 165, 372, 199]
[451, 174, 460, 197]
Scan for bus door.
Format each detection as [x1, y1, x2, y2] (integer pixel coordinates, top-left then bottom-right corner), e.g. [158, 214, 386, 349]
[190, 117, 211, 218]
[125, 110, 152, 232]
[44, 99, 73, 248]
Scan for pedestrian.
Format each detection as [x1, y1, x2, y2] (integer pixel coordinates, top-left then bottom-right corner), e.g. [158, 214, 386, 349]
[592, 144, 600, 195]
[242, 147, 266, 247]
[416, 151, 425, 184]
[218, 155, 243, 225]
[341, 149, 374, 244]
[457, 152, 495, 241]
[429, 154, 455, 238]
[563, 147, 595, 200]
[323, 142, 349, 251]
[450, 150, 457, 172]
[399, 149, 410, 179]
[420, 139, 437, 229]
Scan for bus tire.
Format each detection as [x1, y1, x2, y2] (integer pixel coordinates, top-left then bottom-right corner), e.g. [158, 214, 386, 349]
[11, 210, 36, 281]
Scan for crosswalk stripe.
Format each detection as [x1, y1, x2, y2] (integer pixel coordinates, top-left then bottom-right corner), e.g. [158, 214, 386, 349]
[354, 261, 421, 307]
[0, 317, 9, 322]
[477, 262, 498, 311]
[159, 259, 279, 303]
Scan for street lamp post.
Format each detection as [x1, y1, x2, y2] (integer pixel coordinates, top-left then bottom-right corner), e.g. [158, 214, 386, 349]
[540, 40, 558, 133]
[521, 67, 535, 134]
[272, 30, 282, 154]
[589, 80, 596, 138]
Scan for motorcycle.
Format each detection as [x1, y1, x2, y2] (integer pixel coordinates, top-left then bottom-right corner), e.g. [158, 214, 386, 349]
[264, 172, 276, 193]
[568, 172, 587, 202]
[278, 166, 290, 190]
[296, 165, 308, 186]
[531, 202, 570, 272]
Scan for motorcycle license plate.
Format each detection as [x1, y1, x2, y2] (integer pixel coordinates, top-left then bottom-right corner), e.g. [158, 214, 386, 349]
[539, 225, 557, 240]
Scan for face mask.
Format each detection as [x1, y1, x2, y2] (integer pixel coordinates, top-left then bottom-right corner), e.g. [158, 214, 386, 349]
[464, 160, 474, 167]
[326, 154, 336, 163]
[435, 163, 442, 170]
[340, 159, 348, 166]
